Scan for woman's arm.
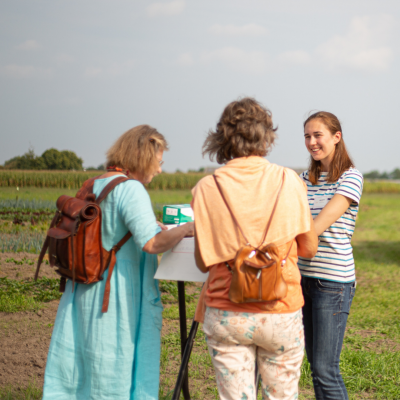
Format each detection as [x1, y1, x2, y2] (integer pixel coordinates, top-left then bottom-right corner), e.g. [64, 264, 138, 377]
[296, 211, 318, 258]
[313, 194, 352, 236]
[194, 226, 208, 273]
[142, 222, 194, 254]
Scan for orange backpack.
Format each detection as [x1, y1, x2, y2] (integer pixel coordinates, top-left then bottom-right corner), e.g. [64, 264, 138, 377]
[213, 173, 293, 304]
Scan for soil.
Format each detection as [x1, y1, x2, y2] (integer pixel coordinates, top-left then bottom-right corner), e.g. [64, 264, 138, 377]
[0, 254, 393, 398]
[0, 252, 58, 280]
[0, 301, 59, 390]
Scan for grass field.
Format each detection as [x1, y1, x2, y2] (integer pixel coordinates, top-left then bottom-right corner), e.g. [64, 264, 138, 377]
[0, 192, 399, 399]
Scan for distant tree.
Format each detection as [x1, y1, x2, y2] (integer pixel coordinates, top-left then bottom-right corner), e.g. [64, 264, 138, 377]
[41, 148, 83, 170]
[389, 168, 400, 179]
[363, 170, 382, 179]
[188, 167, 205, 173]
[97, 164, 105, 170]
[3, 147, 83, 170]
[4, 147, 46, 170]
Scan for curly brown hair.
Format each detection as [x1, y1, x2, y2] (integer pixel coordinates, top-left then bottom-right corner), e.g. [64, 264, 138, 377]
[106, 125, 168, 175]
[202, 97, 277, 164]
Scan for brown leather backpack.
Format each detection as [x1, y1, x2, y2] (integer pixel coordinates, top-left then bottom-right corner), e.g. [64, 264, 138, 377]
[34, 175, 132, 312]
[213, 172, 293, 304]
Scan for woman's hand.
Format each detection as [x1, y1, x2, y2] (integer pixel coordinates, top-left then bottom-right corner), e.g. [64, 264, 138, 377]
[194, 225, 208, 273]
[313, 194, 352, 236]
[156, 221, 168, 230]
[142, 222, 194, 254]
[296, 211, 318, 258]
[184, 221, 194, 237]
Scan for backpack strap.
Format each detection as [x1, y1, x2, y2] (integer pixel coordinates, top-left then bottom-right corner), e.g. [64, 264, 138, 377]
[281, 240, 294, 267]
[95, 175, 130, 204]
[101, 232, 133, 312]
[94, 175, 134, 312]
[75, 176, 97, 200]
[213, 170, 285, 249]
[258, 171, 285, 247]
[34, 211, 60, 281]
[213, 175, 250, 244]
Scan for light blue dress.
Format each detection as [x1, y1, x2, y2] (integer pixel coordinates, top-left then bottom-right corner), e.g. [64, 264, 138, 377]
[42, 176, 163, 400]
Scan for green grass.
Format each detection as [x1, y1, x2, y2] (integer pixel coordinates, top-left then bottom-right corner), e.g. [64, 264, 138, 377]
[157, 194, 400, 399]
[364, 181, 400, 193]
[297, 194, 400, 399]
[0, 277, 62, 312]
[0, 382, 42, 400]
[0, 193, 399, 399]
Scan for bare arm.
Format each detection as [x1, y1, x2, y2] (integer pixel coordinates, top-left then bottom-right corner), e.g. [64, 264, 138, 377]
[142, 222, 194, 254]
[313, 194, 352, 236]
[296, 211, 318, 258]
[194, 225, 208, 273]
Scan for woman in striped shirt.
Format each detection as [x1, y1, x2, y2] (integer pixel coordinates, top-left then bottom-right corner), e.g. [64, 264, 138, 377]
[299, 111, 363, 400]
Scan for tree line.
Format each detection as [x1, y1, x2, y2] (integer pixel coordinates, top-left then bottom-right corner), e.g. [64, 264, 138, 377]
[364, 168, 400, 180]
[1, 148, 83, 170]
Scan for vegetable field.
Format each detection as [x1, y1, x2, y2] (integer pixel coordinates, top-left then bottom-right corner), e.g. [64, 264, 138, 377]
[0, 174, 399, 399]
[0, 170, 206, 190]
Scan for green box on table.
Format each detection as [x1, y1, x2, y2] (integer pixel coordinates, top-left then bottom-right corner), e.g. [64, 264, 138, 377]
[162, 204, 194, 225]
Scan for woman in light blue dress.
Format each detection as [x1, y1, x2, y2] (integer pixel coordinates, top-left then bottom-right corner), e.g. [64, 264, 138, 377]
[42, 125, 194, 400]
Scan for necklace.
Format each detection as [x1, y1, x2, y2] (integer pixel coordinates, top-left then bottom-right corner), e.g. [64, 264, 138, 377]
[106, 166, 129, 176]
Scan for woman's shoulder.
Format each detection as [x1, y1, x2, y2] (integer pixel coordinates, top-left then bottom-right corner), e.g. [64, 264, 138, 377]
[281, 166, 307, 187]
[110, 179, 149, 205]
[338, 168, 364, 185]
[192, 174, 216, 194]
[341, 167, 363, 179]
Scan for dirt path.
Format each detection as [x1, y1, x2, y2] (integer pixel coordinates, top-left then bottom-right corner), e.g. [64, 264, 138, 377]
[0, 301, 58, 390]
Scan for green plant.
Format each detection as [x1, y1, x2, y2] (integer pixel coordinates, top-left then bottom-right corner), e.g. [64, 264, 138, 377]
[0, 277, 61, 312]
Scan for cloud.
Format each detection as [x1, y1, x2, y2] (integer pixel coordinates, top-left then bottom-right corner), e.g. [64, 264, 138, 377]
[16, 40, 41, 51]
[176, 53, 194, 66]
[1, 64, 52, 79]
[208, 23, 267, 37]
[201, 47, 269, 74]
[276, 50, 310, 66]
[146, 0, 185, 17]
[84, 60, 135, 78]
[317, 15, 394, 72]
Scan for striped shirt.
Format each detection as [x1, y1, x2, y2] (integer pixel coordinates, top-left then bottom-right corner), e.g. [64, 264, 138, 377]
[298, 168, 363, 283]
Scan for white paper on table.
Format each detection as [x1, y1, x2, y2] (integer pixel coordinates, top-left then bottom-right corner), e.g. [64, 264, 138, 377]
[154, 237, 208, 282]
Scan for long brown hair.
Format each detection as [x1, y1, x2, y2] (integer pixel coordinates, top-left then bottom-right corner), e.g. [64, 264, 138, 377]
[203, 97, 277, 164]
[304, 111, 354, 185]
[106, 125, 168, 175]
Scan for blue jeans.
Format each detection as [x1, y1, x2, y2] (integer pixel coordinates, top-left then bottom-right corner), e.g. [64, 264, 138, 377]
[301, 276, 356, 400]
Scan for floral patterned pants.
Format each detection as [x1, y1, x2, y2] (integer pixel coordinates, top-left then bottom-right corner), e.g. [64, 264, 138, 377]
[203, 307, 304, 400]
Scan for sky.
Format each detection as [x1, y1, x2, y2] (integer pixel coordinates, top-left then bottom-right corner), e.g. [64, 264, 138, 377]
[0, 0, 399, 173]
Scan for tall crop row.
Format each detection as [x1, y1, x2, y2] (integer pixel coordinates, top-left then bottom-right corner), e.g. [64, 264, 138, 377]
[0, 170, 207, 190]
[0, 170, 99, 189]
[148, 173, 205, 190]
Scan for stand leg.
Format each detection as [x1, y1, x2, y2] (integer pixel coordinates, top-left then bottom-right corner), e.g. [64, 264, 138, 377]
[174, 281, 190, 400]
[172, 319, 199, 400]
[255, 362, 260, 396]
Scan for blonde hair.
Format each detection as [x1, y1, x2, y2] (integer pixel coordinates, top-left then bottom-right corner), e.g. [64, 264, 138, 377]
[106, 125, 168, 175]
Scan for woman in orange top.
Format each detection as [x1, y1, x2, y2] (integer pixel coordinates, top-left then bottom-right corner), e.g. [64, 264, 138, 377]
[192, 98, 318, 400]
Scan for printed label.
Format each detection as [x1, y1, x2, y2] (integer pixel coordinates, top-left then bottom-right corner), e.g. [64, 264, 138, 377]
[166, 208, 178, 216]
[313, 196, 329, 209]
